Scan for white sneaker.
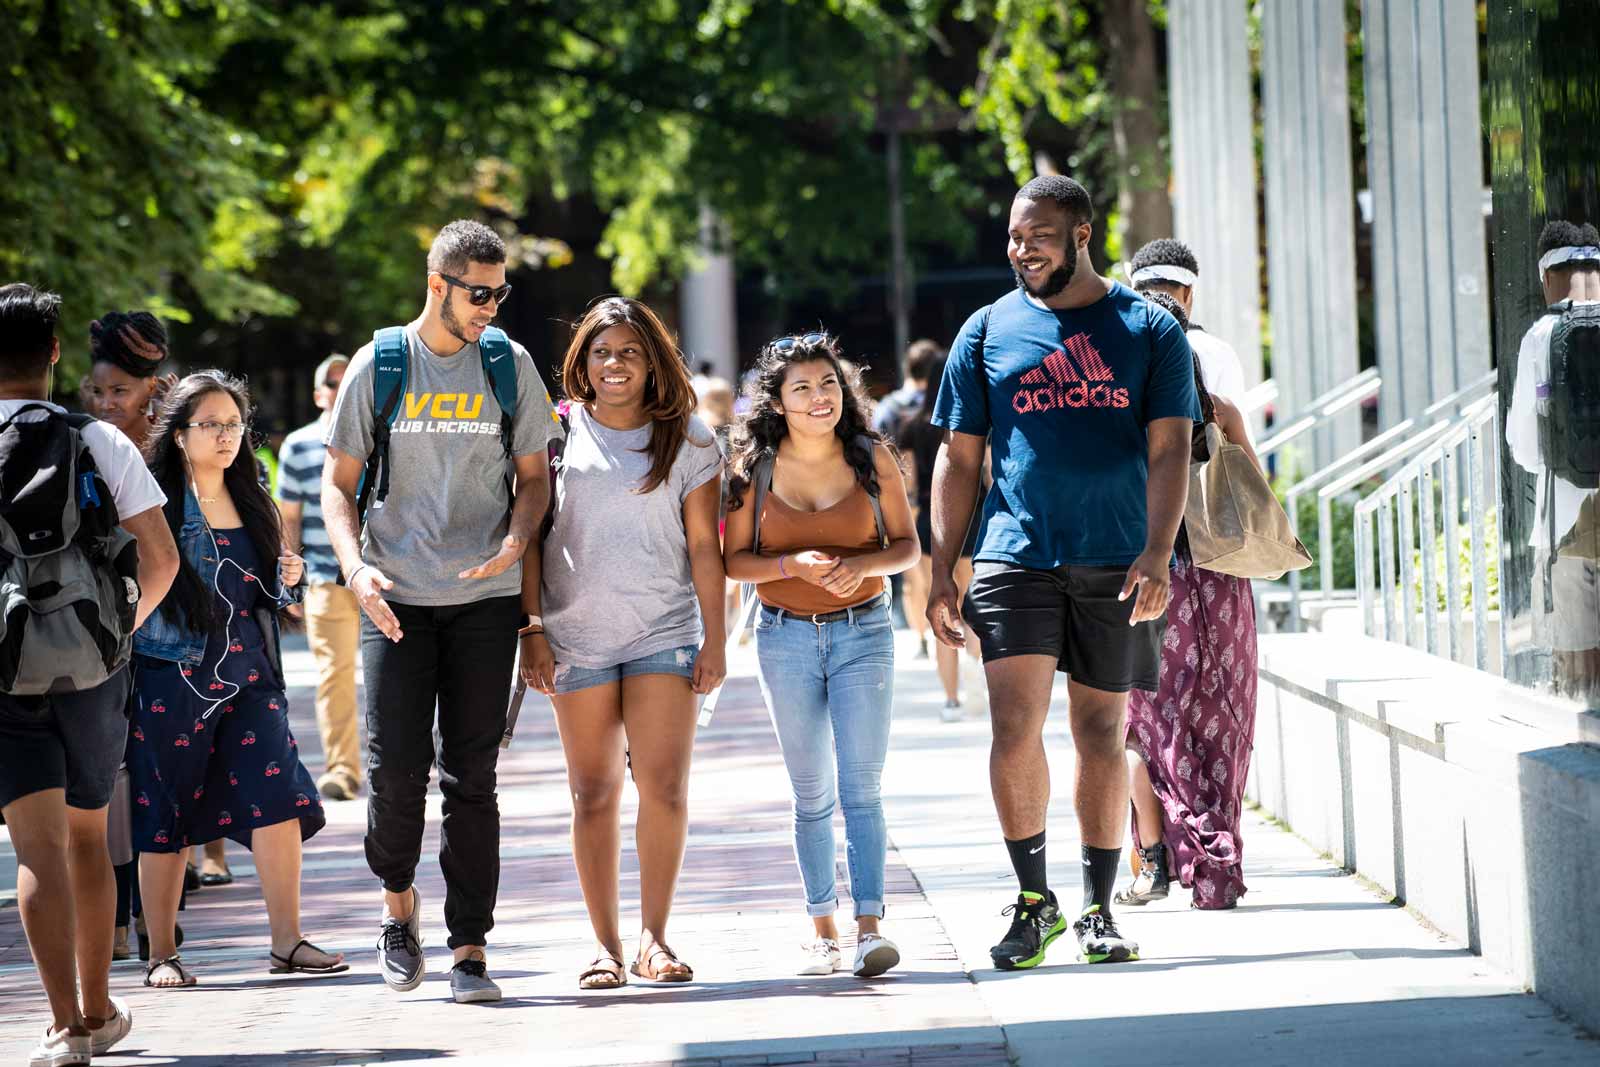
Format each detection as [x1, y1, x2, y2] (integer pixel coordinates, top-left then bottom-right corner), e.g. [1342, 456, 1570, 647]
[940, 699, 963, 723]
[87, 996, 132, 1054]
[28, 1026, 89, 1067]
[796, 938, 842, 975]
[853, 933, 900, 977]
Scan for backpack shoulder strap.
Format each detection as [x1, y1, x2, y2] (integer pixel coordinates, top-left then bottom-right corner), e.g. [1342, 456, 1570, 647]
[854, 434, 889, 549]
[750, 453, 775, 555]
[361, 327, 410, 514]
[478, 326, 518, 456]
[372, 328, 409, 427]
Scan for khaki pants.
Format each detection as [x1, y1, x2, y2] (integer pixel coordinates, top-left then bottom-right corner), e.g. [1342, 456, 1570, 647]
[305, 581, 362, 786]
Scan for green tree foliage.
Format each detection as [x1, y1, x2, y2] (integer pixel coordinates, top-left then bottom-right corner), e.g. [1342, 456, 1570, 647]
[1, 0, 1168, 373]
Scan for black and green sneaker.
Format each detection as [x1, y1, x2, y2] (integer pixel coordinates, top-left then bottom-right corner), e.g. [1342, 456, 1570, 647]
[990, 891, 1067, 971]
[1072, 904, 1139, 964]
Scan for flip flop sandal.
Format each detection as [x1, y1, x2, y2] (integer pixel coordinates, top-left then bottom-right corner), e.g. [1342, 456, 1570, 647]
[269, 938, 350, 975]
[630, 944, 694, 983]
[144, 955, 197, 988]
[198, 868, 233, 887]
[577, 956, 627, 990]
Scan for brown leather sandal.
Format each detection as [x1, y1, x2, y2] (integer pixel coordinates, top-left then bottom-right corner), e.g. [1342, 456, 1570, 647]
[630, 943, 694, 983]
[144, 955, 197, 988]
[578, 955, 627, 989]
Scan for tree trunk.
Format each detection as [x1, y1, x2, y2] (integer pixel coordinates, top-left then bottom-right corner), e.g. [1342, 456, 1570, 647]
[1103, 0, 1173, 255]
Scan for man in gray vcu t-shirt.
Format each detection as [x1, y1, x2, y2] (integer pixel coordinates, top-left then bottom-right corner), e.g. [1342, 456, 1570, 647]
[322, 220, 561, 1004]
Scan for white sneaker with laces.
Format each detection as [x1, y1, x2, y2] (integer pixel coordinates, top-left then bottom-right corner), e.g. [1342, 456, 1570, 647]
[797, 937, 842, 975]
[28, 1026, 89, 1067]
[853, 933, 901, 977]
[87, 996, 132, 1054]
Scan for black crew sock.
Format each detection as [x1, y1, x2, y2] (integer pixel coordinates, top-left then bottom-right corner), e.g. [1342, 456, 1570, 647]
[1004, 831, 1049, 898]
[1082, 845, 1122, 920]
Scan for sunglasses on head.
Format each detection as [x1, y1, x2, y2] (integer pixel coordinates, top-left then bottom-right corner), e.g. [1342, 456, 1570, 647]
[437, 273, 513, 306]
[766, 332, 830, 354]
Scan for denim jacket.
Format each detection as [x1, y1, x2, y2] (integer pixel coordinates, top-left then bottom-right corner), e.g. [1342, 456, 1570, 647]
[132, 487, 303, 671]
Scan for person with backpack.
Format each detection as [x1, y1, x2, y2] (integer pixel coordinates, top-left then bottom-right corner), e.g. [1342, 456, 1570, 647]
[723, 332, 919, 980]
[127, 371, 346, 991]
[1507, 220, 1600, 700]
[0, 283, 179, 1067]
[1115, 291, 1264, 911]
[517, 296, 725, 990]
[926, 176, 1197, 971]
[322, 219, 560, 1004]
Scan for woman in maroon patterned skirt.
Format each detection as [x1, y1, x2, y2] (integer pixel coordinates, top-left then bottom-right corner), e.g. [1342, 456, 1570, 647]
[1118, 293, 1263, 911]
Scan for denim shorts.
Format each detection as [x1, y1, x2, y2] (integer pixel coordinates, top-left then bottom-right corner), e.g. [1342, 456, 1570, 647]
[552, 644, 699, 695]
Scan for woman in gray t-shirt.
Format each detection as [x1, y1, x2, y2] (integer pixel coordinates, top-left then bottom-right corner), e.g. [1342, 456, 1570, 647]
[520, 296, 725, 991]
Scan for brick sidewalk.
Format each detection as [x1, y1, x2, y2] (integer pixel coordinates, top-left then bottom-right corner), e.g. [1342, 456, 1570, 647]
[0, 640, 1010, 1067]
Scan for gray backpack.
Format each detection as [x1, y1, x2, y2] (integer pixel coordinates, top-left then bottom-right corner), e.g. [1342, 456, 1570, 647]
[0, 405, 141, 695]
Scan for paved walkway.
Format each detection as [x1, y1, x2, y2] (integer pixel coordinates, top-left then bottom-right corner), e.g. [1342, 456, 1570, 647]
[1, 631, 1595, 1066]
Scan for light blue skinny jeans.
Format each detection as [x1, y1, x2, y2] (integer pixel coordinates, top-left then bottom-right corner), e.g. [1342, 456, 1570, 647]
[754, 594, 895, 919]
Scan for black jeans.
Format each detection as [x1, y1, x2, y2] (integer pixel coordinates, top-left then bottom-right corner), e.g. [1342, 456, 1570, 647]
[362, 595, 520, 949]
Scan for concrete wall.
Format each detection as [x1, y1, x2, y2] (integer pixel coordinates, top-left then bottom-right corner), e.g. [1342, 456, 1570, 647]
[1252, 633, 1600, 1031]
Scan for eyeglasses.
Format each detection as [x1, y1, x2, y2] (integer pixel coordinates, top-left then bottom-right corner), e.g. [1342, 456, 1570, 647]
[766, 332, 830, 354]
[183, 421, 248, 440]
[436, 273, 513, 307]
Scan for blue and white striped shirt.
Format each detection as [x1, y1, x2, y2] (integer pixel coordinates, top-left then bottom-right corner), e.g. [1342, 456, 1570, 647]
[276, 415, 340, 585]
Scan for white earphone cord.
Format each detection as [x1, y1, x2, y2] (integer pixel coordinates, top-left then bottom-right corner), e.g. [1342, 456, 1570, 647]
[176, 501, 290, 722]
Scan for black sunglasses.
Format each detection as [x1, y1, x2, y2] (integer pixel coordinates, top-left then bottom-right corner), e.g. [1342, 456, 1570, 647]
[437, 273, 513, 306]
[766, 332, 831, 354]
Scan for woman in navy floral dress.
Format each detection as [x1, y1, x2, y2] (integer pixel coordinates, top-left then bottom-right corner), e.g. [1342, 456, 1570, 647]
[129, 371, 345, 987]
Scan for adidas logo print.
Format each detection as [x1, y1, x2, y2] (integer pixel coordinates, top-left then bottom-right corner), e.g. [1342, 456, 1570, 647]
[1013, 333, 1129, 412]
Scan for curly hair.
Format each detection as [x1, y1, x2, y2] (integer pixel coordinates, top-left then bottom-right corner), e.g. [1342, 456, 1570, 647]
[559, 296, 700, 494]
[725, 332, 885, 512]
[1538, 220, 1599, 256]
[1142, 290, 1215, 428]
[1129, 238, 1200, 280]
[426, 219, 506, 275]
[1017, 174, 1095, 227]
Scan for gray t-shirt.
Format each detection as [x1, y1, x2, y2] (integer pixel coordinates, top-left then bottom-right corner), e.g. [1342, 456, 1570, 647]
[542, 406, 723, 667]
[325, 323, 561, 606]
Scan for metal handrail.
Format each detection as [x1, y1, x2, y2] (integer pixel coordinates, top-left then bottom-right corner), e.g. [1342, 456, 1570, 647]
[1257, 367, 1381, 458]
[1283, 370, 1497, 629]
[1353, 397, 1499, 672]
[1241, 377, 1278, 417]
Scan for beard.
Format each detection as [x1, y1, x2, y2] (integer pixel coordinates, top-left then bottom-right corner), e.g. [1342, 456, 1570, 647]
[1013, 241, 1078, 300]
[440, 296, 477, 347]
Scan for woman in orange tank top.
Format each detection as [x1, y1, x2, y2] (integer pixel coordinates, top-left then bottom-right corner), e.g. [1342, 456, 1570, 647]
[724, 332, 918, 979]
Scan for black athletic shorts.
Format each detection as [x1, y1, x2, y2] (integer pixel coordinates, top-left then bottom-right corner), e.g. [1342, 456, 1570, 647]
[0, 667, 131, 812]
[962, 560, 1165, 693]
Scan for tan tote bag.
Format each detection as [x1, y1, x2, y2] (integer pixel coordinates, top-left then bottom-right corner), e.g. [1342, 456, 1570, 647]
[1184, 422, 1312, 580]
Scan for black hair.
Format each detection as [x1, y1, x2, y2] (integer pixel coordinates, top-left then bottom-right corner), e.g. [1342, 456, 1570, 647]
[1143, 290, 1191, 331]
[725, 332, 885, 511]
[905, 339, 944, 383]
[911, 353, 948, 429]
[1142, 291, 1215, 427]
[427, 219, 507, 275]
[1129, 239, 1200, 284]
[1538, 220, 1598, 256]
[89, 310, 167, 379]
[0, 282, 61, 382]
[1016, 175, 1094, 228]
[147, 371, 284, 635]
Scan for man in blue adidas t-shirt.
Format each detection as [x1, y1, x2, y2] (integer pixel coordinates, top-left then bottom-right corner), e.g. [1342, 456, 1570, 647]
[927, 175, 1198, 971]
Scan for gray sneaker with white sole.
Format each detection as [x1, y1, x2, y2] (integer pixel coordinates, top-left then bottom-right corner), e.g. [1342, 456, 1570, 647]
[450, 957, 502, 1003]
[377, 887, 425, 992]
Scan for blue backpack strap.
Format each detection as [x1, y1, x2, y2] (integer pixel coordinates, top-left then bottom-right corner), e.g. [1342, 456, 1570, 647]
[357, 327, 409, 518]
[477, 326, 518, 458]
